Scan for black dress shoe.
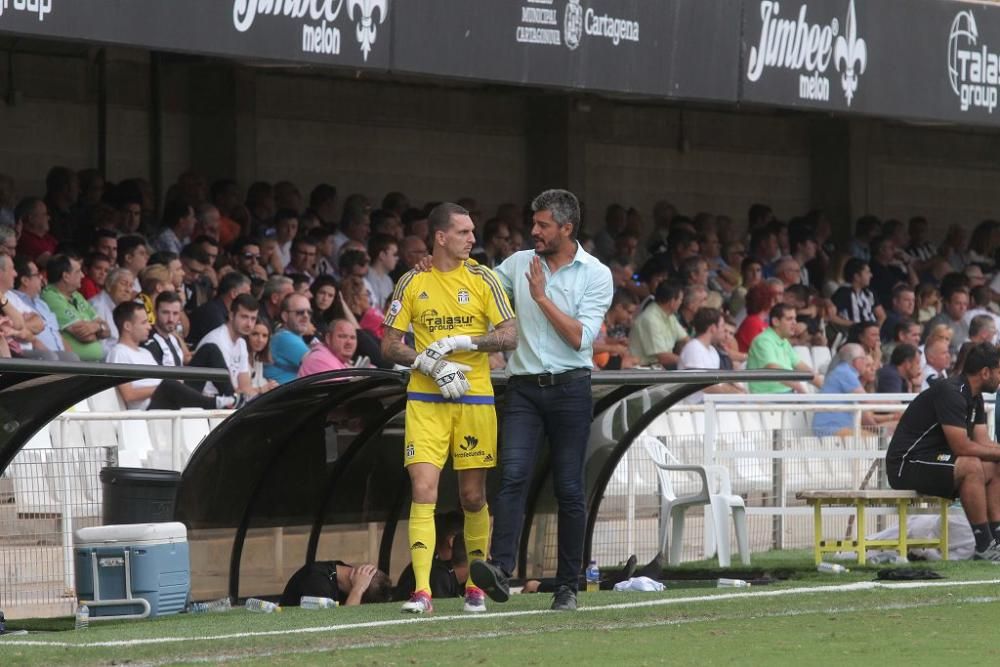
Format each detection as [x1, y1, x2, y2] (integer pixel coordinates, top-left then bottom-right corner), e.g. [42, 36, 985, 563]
[551, 585, 577, 611]
[470, 560, 510, 603]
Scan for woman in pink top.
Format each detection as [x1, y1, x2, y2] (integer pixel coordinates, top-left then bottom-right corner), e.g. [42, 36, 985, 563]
[341, 275, 385, 340]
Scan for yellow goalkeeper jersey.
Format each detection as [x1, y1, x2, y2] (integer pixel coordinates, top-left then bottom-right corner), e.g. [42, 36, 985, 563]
[383, 260, 515, 404]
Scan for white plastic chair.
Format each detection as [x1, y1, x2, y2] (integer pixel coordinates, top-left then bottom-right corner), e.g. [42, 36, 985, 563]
[811, 346, 833, 375]
[794, 345, 813, 369]
[641, 436, 750, 567]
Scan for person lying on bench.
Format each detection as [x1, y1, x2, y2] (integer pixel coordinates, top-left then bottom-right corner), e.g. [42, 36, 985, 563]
[886, 342, 1000, 561]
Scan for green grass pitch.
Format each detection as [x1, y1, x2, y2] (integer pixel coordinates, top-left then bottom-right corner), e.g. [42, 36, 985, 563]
[2, 552, 999, 666]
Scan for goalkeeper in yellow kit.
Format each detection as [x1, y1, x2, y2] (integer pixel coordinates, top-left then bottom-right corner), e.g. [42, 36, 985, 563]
[381, 202, 517, 614]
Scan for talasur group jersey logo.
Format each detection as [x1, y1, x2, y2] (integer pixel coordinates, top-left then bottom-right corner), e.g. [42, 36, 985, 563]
[745, 0, 867, 107]
[232, 0, 389, 61]
[515, 0, 638, 50]
[948, 10, 1000, 114]
[0, 0, 53, 22]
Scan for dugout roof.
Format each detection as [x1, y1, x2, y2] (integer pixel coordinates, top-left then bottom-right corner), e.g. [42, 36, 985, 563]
[0, 358, 229, 474]
[171, 368, 809, 599]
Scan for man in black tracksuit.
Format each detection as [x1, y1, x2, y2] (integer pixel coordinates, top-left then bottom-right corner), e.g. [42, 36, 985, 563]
[886, 342, 1000, 560]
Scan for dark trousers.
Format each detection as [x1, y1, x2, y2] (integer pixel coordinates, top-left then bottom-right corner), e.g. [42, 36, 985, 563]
[186, 344, 235, 395]
[490, 374, 592, 590]
[148, 380, 216, 410]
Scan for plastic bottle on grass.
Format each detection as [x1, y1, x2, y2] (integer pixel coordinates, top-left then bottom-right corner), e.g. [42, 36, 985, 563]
[74, 604, 90, 630]
[585, 560, 600, 593]
[817, 562, 849, 574]
[717, 578, 751, 588]
[189, 597, 232, 614]
[300, 596, 338, 610]
[245, 598, 281, 613]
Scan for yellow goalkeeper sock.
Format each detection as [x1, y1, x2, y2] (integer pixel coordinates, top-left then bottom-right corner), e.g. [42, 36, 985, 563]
[464, 504, 490, 587]
[409, 502, 436, 596]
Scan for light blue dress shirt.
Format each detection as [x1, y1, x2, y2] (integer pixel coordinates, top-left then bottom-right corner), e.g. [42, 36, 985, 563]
[495, 244, 613, 375]
[12, 289, 65, 352]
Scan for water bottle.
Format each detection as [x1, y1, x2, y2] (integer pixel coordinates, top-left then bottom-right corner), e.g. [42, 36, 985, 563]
[817, 562, 849, 574]
[74, 604, 90, 631]
[717, 578, 751, 588]
[189, 597, 232, 614]
[585, 560, 600, 593]
[300, 596, 338, 610]
[245, 598, 281, 613]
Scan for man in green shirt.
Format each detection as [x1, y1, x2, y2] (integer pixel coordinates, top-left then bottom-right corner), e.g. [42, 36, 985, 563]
[747, 303, 821, 393]
[41, 254, 110, 361]
[628, 282, 688, 368]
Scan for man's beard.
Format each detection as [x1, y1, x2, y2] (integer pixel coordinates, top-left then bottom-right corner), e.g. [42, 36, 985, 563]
[534, 237, 557, 256]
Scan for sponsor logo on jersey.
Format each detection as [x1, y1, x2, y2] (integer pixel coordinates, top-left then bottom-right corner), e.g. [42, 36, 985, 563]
[936, 453, 953, 462]
[411, 541, 428, 550]
[461, 435, 479, 451]
[418, 291, 429, 300]
[420, 309, 474, 333]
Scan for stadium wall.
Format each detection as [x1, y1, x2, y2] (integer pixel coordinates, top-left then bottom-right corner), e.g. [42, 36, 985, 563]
[3, 44, 1000, 238]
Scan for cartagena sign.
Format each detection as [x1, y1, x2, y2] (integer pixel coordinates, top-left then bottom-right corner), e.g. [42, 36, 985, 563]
[393, 0, 741, 102]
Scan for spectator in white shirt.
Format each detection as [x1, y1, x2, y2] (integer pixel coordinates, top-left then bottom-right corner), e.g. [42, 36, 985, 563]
[921, 336, 951, 390]
[366, 234, 398, 311]
[678, 307, 745, 401]
[107, 300, 235, 410]
[89, 266, 135, 357]
[190, 293, 276, 400]
[273, 209, 299, 270]
[962, 286, 1000, 344]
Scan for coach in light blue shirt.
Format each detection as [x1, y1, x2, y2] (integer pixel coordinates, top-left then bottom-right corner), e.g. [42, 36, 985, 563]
[470, 189, 613, 612]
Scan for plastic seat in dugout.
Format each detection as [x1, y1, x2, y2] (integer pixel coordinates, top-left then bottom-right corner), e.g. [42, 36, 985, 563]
[640, 435, 750, 567]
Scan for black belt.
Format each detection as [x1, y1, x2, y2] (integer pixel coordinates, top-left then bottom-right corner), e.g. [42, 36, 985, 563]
[509, 368, 591, 387]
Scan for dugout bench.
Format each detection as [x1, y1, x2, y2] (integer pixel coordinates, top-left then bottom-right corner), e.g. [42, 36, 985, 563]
[796, 490, 950, 565]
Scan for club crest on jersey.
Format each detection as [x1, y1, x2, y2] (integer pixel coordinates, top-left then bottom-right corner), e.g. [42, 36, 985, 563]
[457, 289, 470, 304]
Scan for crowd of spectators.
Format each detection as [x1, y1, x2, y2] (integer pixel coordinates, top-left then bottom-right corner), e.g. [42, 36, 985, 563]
[0, 166, 996, 420]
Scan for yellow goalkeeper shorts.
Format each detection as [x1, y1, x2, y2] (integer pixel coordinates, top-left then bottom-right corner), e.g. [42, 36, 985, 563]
[403, 400, 497, 470]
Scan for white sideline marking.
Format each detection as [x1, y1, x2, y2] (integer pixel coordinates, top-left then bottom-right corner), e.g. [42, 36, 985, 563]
[8, 578, 1000, 649]
[149, 595, 1000, 666]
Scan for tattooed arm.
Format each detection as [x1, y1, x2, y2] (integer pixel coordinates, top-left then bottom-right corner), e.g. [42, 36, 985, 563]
[471, 318, 518, 353]
[381, 326, 418, 367]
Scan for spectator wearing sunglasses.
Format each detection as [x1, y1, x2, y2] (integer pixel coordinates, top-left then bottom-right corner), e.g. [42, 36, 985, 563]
[231, 236, 268, 280]
[264, 292, 314, 384]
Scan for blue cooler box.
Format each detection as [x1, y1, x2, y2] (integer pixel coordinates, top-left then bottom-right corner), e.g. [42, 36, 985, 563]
[74, 522, 190, 620]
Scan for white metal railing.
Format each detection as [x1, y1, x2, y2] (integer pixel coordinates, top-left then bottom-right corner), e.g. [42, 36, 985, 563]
[594, 391, 996, 564]
[53, 409, 234, 471]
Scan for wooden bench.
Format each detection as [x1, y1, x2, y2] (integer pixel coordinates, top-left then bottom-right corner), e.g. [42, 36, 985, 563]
[796, 490, 951, 565]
